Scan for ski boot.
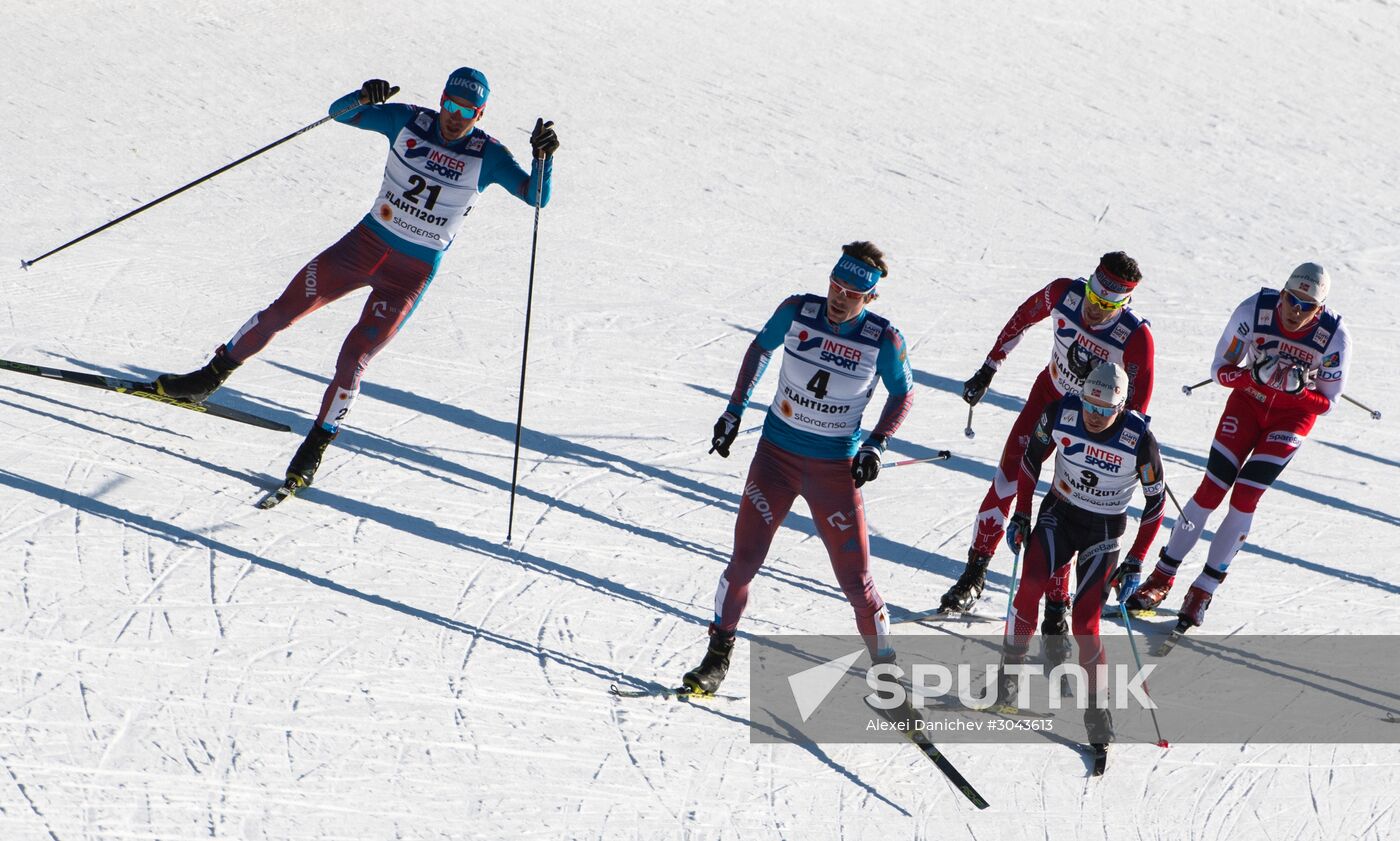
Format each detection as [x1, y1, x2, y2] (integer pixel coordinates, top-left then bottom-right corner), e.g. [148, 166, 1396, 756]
[939, 549, 992, 612]
[681, 627, 735, 696]
[286, 425, 338, 489]
[154, 345, 241, 402]
[1125, 548, 1179, 611]
[1178, 585, 1214, 629]
[1085, 705, 1114, 775]
[1040, 599, 1073, 668]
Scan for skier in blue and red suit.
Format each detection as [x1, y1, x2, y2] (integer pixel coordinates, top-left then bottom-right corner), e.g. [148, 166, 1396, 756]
[155, 68, 557, 490]
[680, 241, 915, 695]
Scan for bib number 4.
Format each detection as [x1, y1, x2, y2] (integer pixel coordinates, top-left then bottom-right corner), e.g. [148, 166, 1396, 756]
[806, 370, 830, 400]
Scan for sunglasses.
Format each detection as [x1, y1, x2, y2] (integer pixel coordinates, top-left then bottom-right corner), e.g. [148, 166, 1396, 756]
[1085, 284, 1128, 311]
[1082, 400, 1122, 418]
[1283, 290, 1321, 314]
[441, 99, 482, 119]
[829, 279, 868, 301]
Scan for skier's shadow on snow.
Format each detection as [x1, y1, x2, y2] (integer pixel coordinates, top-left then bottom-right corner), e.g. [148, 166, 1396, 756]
[0, 468, 629, 686]
[915, 367, 1400, 597]
[266, 362, 973, 589]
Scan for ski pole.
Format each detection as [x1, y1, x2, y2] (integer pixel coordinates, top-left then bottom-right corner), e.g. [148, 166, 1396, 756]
[1341, 393, 1383, 421]
[880, 450, 952, 469]
[1181, 378, 1212, 396]
[1117, 601, 1170, 748]
[964, 404, 976, 439]
[505, 150, 548, 545]
[1003, 542, 1023, 637]
[1164, 482, 1184, 517]
[20, 87, 398, 270]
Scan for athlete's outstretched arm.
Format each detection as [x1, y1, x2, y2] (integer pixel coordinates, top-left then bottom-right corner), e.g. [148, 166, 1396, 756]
[724, 296, 803, 417]
[329, 91, 414, 140]
[983, 277, 1073, 370]
[1126, 428, 1165, 560]
[1014, 400, 1060, 515]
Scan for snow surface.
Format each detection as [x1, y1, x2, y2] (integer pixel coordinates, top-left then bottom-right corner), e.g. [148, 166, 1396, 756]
[2, 1, 1399, 838]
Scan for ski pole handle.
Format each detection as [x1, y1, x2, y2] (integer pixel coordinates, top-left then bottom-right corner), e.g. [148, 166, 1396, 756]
[1341, 393, 1383, 420]
[1181, 378, 1213, 396]
[20, 87, 399, 271]
[880, 451, 952, 469]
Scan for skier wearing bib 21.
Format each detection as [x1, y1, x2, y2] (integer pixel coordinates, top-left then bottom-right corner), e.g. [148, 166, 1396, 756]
[997, 361, 1165, 754]
[154, 69, 558, 490]
[1127, 263, 1352, 630]
[681, 242, 914, 695]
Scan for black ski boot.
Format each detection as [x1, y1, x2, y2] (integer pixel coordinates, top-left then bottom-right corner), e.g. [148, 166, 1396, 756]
[286, 426, 337, 489]
[154, 346, 241, 402]
[939, 549, 992, 612]
[1041, 599, 1073, 668]
[681, 627, 735, 696]
[1086, 704, 1114, 774]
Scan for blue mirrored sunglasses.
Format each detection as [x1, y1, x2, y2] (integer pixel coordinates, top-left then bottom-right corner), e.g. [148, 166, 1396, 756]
[1082, 400, 1122, 418]
[441, 99, 482, 119]
[1283, 290, 1320, 313]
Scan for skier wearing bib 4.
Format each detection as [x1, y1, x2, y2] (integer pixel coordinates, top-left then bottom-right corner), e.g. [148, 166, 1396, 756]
[997, 362, 1165, 751]
[681, 242, 914, 696]
[941, 253, 1155, 644]
[1127, 263, 1352, 629]
[154, 70, 558, 490]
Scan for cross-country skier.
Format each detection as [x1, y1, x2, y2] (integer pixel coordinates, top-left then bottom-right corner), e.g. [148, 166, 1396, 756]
[681, 242, 914, 695]
[940, 253, 1155, 650]
[995, 361, 1166, 757]
[154, 70, 558, 489]
[1127, 263, 1352, 630]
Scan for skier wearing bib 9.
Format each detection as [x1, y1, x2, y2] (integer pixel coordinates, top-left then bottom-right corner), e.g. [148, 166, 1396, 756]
[940, 253, 1155, 647]
[996, 361, 1165, 754]
[155, 69, 558, 491]
[681, 242, 914, 696]
[1127, 263, 1352, 632]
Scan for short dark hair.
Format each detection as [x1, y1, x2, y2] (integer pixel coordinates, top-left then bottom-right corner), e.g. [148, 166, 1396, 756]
[1099, 251, 1141, 284]
[842, 241, 889, 278]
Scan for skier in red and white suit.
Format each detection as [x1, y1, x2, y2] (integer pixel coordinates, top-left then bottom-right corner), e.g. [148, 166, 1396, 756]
[940, 253, 1155, 639]
[1127, 262, 1352, 627]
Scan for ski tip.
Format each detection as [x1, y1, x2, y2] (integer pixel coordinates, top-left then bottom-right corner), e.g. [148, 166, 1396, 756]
[1156, 739, 1170, 748]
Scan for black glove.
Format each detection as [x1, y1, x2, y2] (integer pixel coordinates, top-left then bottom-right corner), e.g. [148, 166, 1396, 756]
[359, 79, 393, 105]
[851, 436, 886, 488]
[530, 118, 559, 159]
[1005, 511, 1032, 553]
[1066, 343, 1097, 381]
[710, 412, 739, 458]
[962, 364, 996, 406]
